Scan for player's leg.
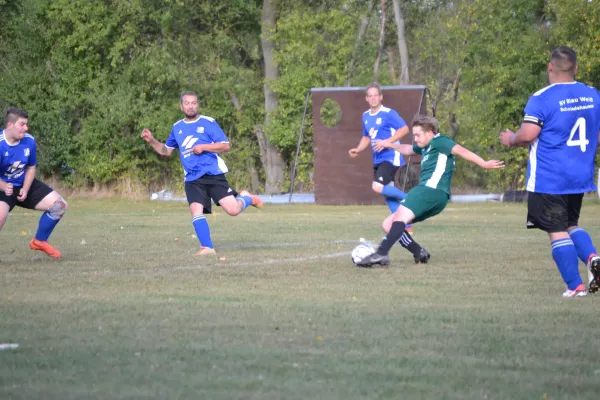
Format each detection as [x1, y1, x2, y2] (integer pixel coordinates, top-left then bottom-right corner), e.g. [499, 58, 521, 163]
[372, 162, 411, 231]
[211, 175, 262, 216]
[25, 180, 66, 258]
[355, 187, 445, 267]
[0, 189, 17, 231]
[185, 179, 215, 256]
[379, 186, 446, 263]
[566, 194, 600, 293]
[528, 193, 585, 297]
[0, 201, 10, 231]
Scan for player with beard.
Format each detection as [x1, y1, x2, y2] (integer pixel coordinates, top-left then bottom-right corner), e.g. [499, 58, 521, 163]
[141, 91, 263, 256]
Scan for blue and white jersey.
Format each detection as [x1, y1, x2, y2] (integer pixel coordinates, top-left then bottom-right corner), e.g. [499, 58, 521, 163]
[523, 82, 600, 194]
[0, 130, 37, 186]
[165, 115, 229, 182]
[362, 106, 407, 166]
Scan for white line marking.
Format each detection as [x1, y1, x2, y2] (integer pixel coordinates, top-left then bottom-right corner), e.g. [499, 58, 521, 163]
[173, 251, 349, 271]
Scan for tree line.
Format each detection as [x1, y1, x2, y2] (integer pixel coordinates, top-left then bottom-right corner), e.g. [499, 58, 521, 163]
[0, 0, 598, 194]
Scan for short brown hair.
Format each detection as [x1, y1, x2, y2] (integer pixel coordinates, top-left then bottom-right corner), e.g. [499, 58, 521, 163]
[180, 90, 198, 104]
[4, 107, 28, 127]
[365, 82, 382, 96]
[550, 46, 577, 74]
[412, 115, 438, 135]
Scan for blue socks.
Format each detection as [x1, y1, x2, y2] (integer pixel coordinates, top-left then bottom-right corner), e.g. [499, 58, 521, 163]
[381, 185, 406, 201]
[385, 197, 400, 213]
[569, 227, 597, 264]
[551, 238, 582, 290]
[237, 195, 252, 211]
[192, 215, 213, 249]
[381, 185, 411, 229]
[35, 212, 61, 241]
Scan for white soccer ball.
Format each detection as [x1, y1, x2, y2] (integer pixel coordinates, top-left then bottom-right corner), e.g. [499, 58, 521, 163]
[351, 240, 376, 265]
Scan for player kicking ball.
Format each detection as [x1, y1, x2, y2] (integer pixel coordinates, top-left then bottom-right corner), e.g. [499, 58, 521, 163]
[355, 115, 504, 267]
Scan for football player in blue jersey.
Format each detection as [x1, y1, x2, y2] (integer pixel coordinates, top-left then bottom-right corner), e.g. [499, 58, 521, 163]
[0, 107, 68, 258]
[349, 82, 413, 233]
[499, 46, 600, 297]
[141, 91, 263, 256]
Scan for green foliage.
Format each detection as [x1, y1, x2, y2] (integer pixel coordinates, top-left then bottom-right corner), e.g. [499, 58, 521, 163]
[1, 0, 599, 193]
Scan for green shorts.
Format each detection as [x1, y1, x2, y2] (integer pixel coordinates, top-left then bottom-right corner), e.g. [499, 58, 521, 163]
[400, 185, 449, 223]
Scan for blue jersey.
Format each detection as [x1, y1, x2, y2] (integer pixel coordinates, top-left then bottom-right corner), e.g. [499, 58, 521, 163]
[0, 130, 37, 186]
[165, 115, 230, 182]
[523, 82, 600, 194]
[362, 106, 407, 166]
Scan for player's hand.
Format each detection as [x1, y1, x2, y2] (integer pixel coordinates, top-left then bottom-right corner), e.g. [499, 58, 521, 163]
[482, 160, 505, 169]
[17, 188, 27, 201]
[140, 128, 154, 143]
[192, 144, 204, 155]
[374, 140, 390, 152]
[4, 183, 13, 196]
[348, 148, 359, 158]
[499, 129, 515, 147]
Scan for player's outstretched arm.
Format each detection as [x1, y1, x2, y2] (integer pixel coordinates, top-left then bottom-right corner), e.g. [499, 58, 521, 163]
[349, 136, 371, 158]
[140, 128, 174, 157]
[374, 125, 409, 151]
[451, 145, 504, 169]
[499, 124, 541, 147]
[375, 140, 416, 156]
[192, 142, 230, 155]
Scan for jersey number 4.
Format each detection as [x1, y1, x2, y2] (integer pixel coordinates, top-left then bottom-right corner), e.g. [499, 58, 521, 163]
[567, 117, 589, 152]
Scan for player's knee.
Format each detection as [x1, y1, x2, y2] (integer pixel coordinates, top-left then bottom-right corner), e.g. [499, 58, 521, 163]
[48, 197, 68, 219]
[372, 182, 384, 193]
[224, 204, 242, 216]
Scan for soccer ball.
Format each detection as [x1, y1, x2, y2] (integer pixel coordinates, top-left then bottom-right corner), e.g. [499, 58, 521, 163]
[351, 239, 376, 265]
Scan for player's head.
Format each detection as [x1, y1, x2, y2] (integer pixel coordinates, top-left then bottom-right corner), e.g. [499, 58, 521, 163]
[365, 82, 383, 109]
[411, 115, 438, 148]
[548, 46, 577, 82]
[179, 91, 199, 119]
[3, 107, 29, 140]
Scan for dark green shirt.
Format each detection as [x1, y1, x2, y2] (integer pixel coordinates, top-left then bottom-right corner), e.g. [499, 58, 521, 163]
[412, 134, 457, 195]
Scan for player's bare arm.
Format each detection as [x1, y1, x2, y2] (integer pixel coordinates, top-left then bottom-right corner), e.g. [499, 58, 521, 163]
[499, 123, 541, 147]
[0, 181, 13, 195]
[140, 128, 174, 156]
[192, 142, 230, 155]
[349, 136, 371, 158]
[374, 125, 409, 152]
[451, 144, 504, 169]
[18, 166, 36, 201]
[376, 140, 416, 156]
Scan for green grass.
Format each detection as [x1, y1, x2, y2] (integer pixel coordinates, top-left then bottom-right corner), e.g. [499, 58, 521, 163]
[2, 199, 600, 399]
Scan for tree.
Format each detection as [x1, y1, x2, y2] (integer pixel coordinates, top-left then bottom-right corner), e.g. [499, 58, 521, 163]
[391, 0, 409, 84]
[259, 0, 287, 194]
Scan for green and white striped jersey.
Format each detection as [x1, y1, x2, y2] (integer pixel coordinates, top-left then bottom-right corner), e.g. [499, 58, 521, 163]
[412, 134, 457, 195]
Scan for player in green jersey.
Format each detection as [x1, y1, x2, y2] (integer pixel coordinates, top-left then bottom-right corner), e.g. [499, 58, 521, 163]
[355, 115, 504, 267]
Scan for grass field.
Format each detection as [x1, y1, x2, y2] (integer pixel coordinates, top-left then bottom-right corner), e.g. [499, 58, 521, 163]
[2, 199, 600, 399]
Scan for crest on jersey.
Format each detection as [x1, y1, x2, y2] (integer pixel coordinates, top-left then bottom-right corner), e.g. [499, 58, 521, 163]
[178, 130, 183, 135]
[197, 127, 204, 134]
[376, 118, 382, 125]
[24, 148, 30, 157]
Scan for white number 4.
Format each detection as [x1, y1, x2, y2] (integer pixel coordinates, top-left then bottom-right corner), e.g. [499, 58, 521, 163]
[567, 117, 589, 152]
